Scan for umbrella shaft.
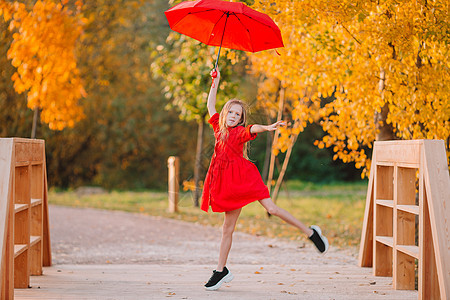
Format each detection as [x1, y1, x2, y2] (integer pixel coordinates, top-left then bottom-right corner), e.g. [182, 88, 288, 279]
[214, 12, 230, 70]
[214, 46, 222, 70]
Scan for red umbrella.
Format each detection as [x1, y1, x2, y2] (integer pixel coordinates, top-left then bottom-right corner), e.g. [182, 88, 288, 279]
[165, 0, 284, 70]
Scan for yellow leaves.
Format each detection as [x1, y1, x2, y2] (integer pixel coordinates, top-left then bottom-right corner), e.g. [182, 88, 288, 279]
[182, 179, 203, 192]
[75, 1, 83, 9]
[315, 141, 325, 149]
[249, 0, 450, 176]
[0, 2, 14, 22]
[225, 49, 240, 65]
[3, 0, 85, 130]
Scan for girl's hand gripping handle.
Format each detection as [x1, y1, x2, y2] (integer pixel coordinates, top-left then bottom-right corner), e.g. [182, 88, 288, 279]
[211, 68, 220, 88]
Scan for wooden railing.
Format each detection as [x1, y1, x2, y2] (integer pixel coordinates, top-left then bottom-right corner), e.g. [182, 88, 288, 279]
[359, 140, 450, 299]
[0, 138, 52, 300]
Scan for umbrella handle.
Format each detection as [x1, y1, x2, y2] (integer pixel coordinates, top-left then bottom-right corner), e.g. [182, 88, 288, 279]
[211, 44, 222, 88]
[211, 70, 217, 88]
[211, 58, 219, 88]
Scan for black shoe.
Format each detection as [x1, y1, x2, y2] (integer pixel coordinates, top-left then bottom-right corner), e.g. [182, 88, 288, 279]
[309, 225, 329, 253]
[204, 266, 234, 291]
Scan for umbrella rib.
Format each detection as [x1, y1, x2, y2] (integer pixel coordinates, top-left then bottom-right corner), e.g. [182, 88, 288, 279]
[187, 8, 215, 15]
[238, 12, 280, 30]
[230, 13, 254, 52]
[169, 9, 216, 29]
[206, 11, 227, 46]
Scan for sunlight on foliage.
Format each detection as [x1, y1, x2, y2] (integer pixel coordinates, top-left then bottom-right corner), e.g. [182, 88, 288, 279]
[0, 0, 85, 130]
[250, 0, 450, 177]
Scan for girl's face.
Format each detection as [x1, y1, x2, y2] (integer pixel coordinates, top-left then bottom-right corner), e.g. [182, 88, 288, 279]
[226, 104, 243, 127]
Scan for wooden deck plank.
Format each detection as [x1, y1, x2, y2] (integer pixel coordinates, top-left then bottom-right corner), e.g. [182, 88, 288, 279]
[15, 264, 418, 300]
[14, 206, 420, 299]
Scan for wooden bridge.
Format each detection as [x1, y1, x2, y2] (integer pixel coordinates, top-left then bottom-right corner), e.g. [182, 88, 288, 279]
[14, 206, 418, 300]
[1, 138, 449, 299]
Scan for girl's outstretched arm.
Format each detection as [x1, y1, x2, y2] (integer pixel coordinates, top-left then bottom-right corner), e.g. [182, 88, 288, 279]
[250, 120, 286, 134]
[207, 69, 220, 117]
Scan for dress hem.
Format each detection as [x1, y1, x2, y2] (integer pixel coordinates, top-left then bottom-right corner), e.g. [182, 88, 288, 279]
[201, 193, 270, 213]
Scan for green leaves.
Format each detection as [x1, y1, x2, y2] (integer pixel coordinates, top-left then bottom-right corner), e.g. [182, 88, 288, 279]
[150, 32, 247, 122]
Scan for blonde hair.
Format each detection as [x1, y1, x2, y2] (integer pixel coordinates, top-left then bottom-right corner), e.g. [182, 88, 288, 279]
[218, 99, 250, 160]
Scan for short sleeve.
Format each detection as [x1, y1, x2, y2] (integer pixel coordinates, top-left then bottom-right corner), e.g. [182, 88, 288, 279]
[208, 113, 220, 133]
[237, 124, 258, 143]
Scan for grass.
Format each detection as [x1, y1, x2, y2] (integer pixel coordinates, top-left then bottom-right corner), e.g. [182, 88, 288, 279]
[48, 180, 368, 251]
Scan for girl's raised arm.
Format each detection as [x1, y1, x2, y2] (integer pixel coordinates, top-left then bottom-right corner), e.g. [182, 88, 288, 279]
[207, 69, 220, 117]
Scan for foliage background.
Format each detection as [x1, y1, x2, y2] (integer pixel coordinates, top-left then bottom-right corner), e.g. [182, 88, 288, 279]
[5, 0, 446, 192]
[1, 0, 199, 189]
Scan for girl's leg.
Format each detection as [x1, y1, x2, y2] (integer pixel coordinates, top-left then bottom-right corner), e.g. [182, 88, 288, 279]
[259, 198, 313, 237]
[216, 208, 242, 271]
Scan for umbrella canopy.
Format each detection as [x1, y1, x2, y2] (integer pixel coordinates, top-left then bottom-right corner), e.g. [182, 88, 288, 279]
[165, 0, 284, 54]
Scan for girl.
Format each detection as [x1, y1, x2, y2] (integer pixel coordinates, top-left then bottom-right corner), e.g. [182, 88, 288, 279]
[202, 69, 329, 291]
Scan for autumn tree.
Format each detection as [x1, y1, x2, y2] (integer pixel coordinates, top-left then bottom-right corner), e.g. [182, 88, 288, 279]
[0, 18, 31, 137]
[0, 0, 199, 189]
[250, 0, 450, 178]
[0, 0, 85, 135]
[43, 0, 198, 189]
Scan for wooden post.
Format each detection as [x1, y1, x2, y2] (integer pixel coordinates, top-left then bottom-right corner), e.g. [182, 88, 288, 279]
[167, 156, 179, 213]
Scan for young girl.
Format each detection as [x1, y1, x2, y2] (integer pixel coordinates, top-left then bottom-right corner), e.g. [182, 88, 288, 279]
[202, 69, 329, 291]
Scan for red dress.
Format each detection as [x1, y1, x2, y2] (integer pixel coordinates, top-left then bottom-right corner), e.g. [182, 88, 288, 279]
[201, 113, 270, 212]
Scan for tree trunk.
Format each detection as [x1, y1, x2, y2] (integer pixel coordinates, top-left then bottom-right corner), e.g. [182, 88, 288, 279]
[31, 108, 39, 139]
[266, 84, 285, 193]
[375, 68, 396, 141]
[272, 157, 291, 200]
[193, 115, 205, 207]
[272, 133, 298, 203]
